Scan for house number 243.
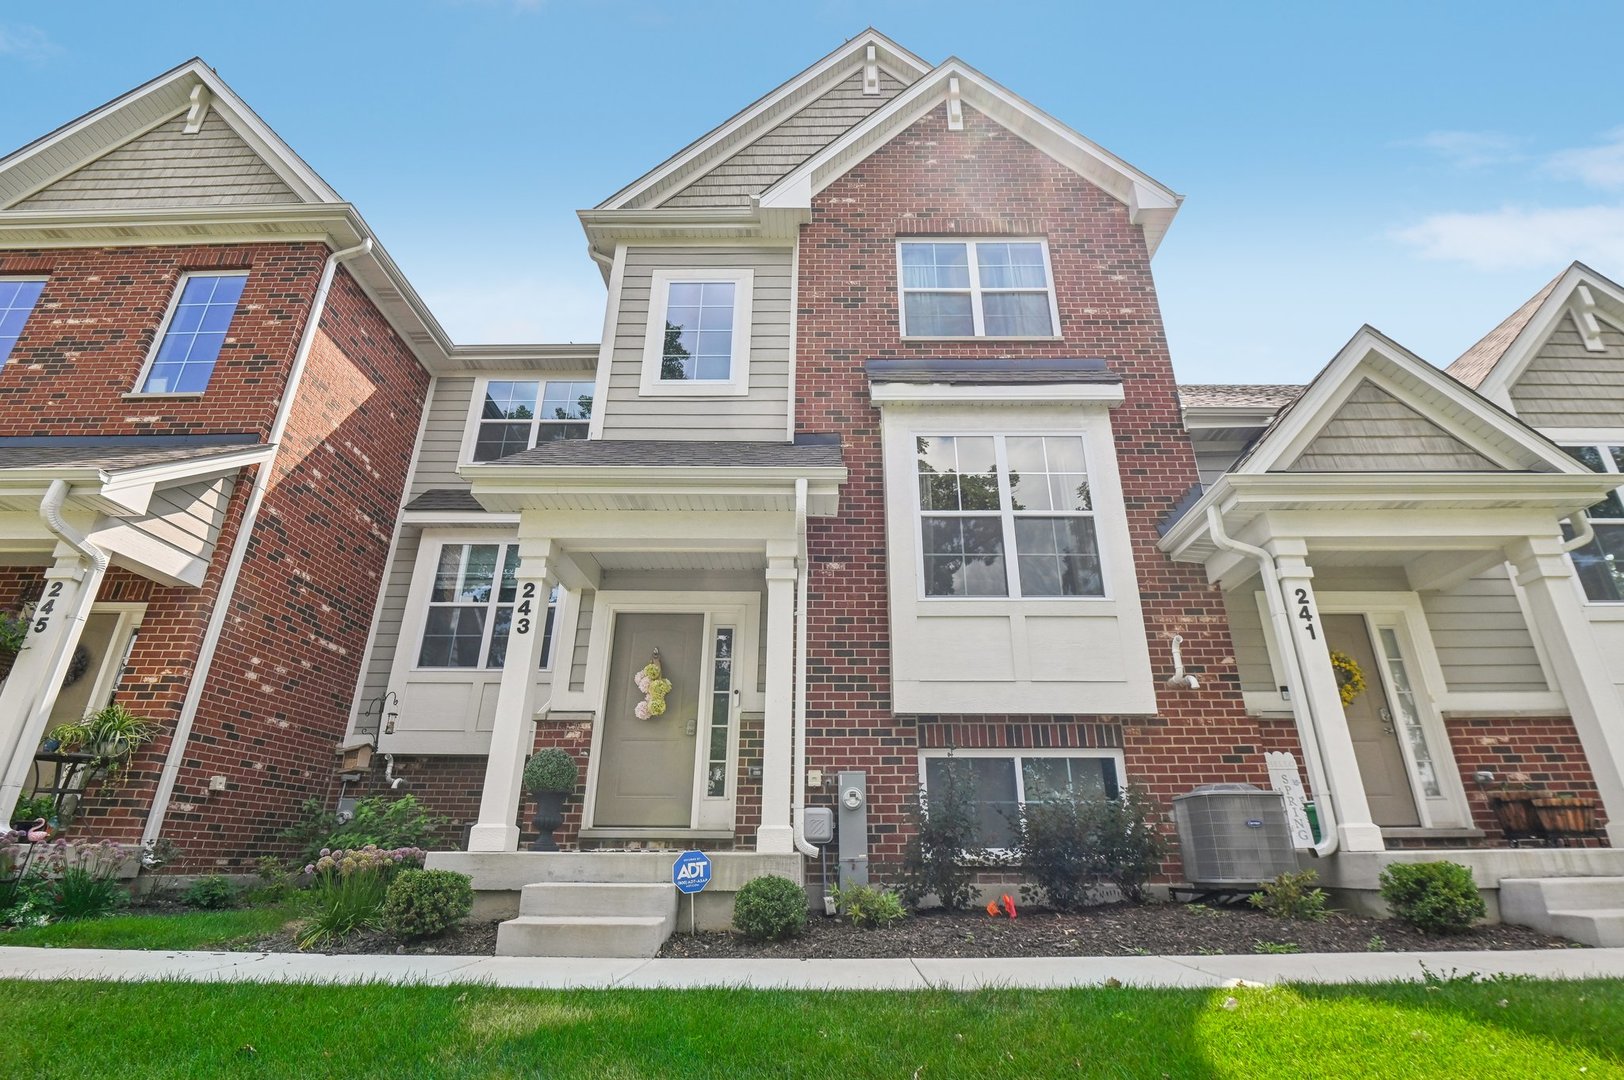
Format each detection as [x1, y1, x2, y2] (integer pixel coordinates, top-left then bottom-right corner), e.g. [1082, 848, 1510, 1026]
[1294, 587, 1318, 641]
[514, 582, 536, 635]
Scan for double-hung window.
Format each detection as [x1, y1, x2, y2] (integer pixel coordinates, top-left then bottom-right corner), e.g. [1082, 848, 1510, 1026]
[921, 751, 1121, 849]
[417, 542, 557, 669]
[898, 239, 1058, 338]
[473, 379, 594, 462]
[639, 268, 753, 396]
[0, 278, 45, 366]
[916, 433, 1103, 598]
[139, 271, 247, 393]
[1562, 443, 1624, 602]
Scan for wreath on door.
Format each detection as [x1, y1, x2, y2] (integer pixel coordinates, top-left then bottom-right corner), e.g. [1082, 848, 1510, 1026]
[634, 650, 674, 720]
[1329, 650, 1366, 708]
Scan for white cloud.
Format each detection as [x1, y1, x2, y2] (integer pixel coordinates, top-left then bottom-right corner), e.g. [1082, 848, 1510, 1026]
[1404, 130, 1523, 169]
[1392, 203, 1624, 271]
[1546, 127, 1624, 190]
[0, 24, 59, 64]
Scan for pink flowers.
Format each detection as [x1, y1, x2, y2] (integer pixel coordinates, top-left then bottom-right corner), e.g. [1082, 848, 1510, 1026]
[301, 844, 425, 878]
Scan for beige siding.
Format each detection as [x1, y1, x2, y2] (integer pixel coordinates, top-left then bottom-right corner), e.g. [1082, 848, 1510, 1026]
[16, 111, 298, 210]
[662, 70, 907, 208]
[410, 377, 475, 496]
[1421, 568, 1549, 693]
[1195, 443, 1249, 487]
[1223, 587, 1275, 694]
[122, 476, 234, 564]
[600, 247, 792, 441]
[1509, 311, 1624, 428]
[1286, 380, 1500, 472]
[357, 527, 423, 716]
[569, 589, 595, 693]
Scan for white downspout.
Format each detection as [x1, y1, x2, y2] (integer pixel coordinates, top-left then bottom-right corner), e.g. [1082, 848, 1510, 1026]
[789, 477, 817, 857]
[1563, 509, 1595, 553]
[1205, 506, 1340, 857]
[141, 238, 374, 849]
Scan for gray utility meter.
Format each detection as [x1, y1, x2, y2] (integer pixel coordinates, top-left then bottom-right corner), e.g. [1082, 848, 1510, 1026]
[836, 769, 868, 887]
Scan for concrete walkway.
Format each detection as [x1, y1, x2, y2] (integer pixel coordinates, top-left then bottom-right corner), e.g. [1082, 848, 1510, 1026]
[1, 946, 1622, 989]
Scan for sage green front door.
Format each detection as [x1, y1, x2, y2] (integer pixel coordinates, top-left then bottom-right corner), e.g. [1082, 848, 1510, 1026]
[593, 612, 705, 828]
[1324, 614, 1421, 828]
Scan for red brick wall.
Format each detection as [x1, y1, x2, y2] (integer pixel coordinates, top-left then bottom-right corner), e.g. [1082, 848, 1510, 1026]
[795, 101, 1268, 878]
[0, 244, 328, 437]
[1445, 715, 1608, 845]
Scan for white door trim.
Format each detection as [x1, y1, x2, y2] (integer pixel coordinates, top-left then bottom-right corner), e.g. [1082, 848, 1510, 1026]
[580, 590, 762, 834]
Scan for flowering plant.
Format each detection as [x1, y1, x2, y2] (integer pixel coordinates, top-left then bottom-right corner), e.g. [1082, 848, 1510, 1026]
[1329, 651, 1366, 708]
[301, 844, 425, 877]
[633, 656, 673, 720]
[296, 844, 426, 950]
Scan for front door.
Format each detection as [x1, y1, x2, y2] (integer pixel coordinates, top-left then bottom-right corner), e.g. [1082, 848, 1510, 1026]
[1323, 614, 1420, 827]
[593, 612, 705, 828]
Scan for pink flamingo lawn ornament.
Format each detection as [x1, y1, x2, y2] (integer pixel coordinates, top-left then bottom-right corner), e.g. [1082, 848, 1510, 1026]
[24, 818, 48, 843]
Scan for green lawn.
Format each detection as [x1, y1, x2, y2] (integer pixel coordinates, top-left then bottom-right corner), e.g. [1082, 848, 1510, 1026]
[0, 978, 1618, 1078]
[0, 903, 297, 950]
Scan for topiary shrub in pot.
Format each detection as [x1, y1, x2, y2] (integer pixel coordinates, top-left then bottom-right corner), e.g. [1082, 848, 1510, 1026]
[522, 748, 579, 852]
[733, 874, 808, 940]
[1379, 861, 1486, 935]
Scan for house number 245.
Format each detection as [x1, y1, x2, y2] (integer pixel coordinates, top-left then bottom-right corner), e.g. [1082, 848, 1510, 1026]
[32, 581, 64, 634]
[1294, 587, 1318, 641]
[514, 582, 536, 636]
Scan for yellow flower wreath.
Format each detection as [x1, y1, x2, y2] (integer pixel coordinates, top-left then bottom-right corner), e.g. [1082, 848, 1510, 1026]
[1329, 650, 1366, 708]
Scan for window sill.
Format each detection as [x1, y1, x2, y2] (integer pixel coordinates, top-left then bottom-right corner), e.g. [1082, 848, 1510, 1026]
[121, 391, 206, 401]
[900, 336, 1065, 343]
[1583, 604, 1624, 619]
[636, 382, 750, 398]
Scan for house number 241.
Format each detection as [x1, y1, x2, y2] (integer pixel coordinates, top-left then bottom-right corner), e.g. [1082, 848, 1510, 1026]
[1294, 587, 1318, 641]
[514, 582, 536, 635]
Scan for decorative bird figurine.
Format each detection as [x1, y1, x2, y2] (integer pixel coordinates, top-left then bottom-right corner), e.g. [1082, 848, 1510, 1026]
[25, 817, 48, 843]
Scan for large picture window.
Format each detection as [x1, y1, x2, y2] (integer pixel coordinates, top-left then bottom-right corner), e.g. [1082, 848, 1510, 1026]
[138, 271, 247, 394]
[1562, 443, 1624, 603]
[473, 379, 593, 462]
[898, 239, 1058, 338]
[916, 433, 1103, 598]
[0, 277, 45, 365]
[417, 542, 557, 668]
[921, 752, 1121, 849]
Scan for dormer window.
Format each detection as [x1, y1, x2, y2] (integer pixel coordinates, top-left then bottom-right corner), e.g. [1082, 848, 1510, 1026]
[639, 268, 753, 396]
[0, 278, 45, 366]
[898, 239, 1058, 339]
[137, 271, 248, 394]
[472, 379, 593, 462]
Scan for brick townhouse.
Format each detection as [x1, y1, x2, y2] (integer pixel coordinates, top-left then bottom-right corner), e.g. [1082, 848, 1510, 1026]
[3, 32, 1622, 955]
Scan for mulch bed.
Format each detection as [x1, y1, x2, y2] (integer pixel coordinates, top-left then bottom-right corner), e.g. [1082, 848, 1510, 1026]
[657, 902, 1577, 959]
[242, 920, 502, 956]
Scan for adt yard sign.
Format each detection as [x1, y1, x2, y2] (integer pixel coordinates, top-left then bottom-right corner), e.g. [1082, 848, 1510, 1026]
[673, 850, 711, 894]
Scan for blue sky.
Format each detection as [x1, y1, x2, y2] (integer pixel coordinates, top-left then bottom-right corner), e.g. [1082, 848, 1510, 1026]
[2, 2, 1621, 384]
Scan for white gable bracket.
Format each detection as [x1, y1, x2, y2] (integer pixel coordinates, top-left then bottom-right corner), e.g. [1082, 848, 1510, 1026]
[863, 45, 880, 95]
[1573, 285, 1607, 352]
[946, 77, 964, 130]
[182, 84, 213, 135]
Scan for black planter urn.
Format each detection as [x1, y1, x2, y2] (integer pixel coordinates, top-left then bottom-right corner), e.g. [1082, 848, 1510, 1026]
[530, 790, 568, 852]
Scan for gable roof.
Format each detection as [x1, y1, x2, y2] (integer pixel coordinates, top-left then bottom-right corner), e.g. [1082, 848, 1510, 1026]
[756, 55, 1183, 255]
[1446, 270, 1565, 389]
[1179, 384, 1303, 409]
[598, 29, 931, 211]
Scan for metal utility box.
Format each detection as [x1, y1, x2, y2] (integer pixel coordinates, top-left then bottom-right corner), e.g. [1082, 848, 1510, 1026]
[836, 769, 869, 887]
[1173, 783, 1297, 888]
[802, 806, 834, 845]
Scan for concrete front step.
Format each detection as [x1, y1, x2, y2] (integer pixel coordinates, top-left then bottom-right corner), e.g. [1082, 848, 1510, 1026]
[1501, 877, 1624, 947]
[496, 914, 675, 958]
[519, 881, 678, 919]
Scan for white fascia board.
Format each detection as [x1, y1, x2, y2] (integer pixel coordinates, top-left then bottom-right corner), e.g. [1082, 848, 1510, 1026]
[1181, 406, 1281, 430]
[869, 382, 1125, 406]
[1222, 471, 1619, 504]
[597, 30, 932, 211]
[463, 464, 849, 487]
[401, 510, 521, 526]
[103, 444, 275, 492]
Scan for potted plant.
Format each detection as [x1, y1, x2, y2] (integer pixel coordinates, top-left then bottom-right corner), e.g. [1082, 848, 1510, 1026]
[522, 748, 579, 852]
[0, 608, 28, 682]
[1486, 777, 1544, 839]
[8, 793, 56, 831]
[45, 702, 156, 783]
[1532, 794, 1597, 837]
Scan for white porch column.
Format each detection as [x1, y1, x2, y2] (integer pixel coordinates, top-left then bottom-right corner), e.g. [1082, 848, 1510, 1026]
[757, 542, 797, 854]
[466, 539, 556, 853]
[0, 547, 108, 820]
[1510, 535, 1624, 847]
[1270, 541, 1386, 852]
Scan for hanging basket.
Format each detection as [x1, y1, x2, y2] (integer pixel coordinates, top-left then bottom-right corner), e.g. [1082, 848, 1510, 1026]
[1487, 789, 1542, 836]
[1532, 797, 1596, 837]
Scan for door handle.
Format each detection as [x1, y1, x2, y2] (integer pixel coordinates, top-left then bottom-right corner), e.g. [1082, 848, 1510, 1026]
[685, 716, 697, 737]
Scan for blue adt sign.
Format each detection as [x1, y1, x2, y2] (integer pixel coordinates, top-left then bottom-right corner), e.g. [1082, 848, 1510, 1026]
[672, 850, 711, 894]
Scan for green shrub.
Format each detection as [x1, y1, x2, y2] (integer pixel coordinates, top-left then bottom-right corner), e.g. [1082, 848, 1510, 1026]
[1247, 869, 1329, 921]
[732, 875, 807, 941]
[522, 748, 579, 793]
[284, 795, 449, 866]
[244, 856, 294, 905]
[1012, 786, 1166, 912]
[182, 874, 238, 910]
[831, 882, 908, 928]
[10, 794, 56, 824]
[34, 838, 129, 920]
[898, 759, 983, 912]
[380, 868, 473, 940]
[1379, 861, 1485, 935]
[296, 845, 425, 950]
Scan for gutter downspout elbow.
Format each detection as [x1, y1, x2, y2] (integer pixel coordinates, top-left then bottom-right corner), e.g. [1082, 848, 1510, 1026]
[789, 477, 817, 858]
[40, 479, 109, 573]
[1564, 510, 1595, 553]
[1205, 506, 1339, 858]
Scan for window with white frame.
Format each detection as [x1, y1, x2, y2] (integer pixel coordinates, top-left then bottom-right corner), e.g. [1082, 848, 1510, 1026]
[0, 278, 45, 365]
[416, 542, 558, 668]
[916, 433, 1103, 598]
[922, 752, 1121, 849]
[639, 268, 753, 395]
[1562, 443, 1624, 603]
[898, 240, 1058, 338]
[472, 379, 593, 462]
[138, 271, 247, 394]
